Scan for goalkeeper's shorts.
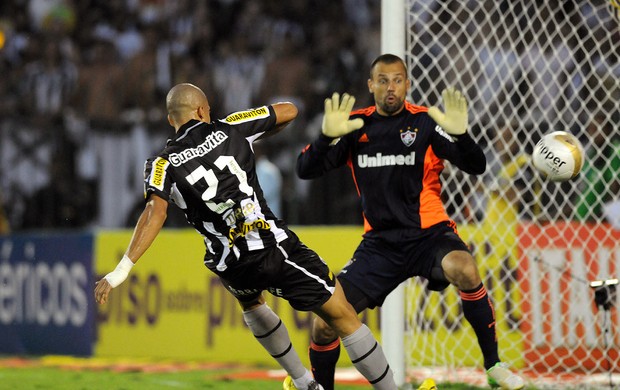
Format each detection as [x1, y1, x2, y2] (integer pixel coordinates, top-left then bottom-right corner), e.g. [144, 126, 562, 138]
[337, 221, 470, 309]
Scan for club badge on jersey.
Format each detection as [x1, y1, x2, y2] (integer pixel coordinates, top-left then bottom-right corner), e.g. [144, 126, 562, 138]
[400, 129, 417, 147]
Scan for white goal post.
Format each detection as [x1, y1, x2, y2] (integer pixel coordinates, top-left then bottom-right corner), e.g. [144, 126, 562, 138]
[382, 1, 620, 388]
[380, 1, 407, 387]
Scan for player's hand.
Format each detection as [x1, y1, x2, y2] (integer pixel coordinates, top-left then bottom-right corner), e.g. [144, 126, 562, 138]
[428, 87, 468, 135]
[94, 278, 113, 305]
[321, 92, 364, 138]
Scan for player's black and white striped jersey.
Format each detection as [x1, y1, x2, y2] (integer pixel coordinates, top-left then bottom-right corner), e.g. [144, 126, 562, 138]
[144, 106, 288, 272]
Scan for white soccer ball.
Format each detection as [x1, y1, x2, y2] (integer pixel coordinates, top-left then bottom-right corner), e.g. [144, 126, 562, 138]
[532, 131, 584, 182]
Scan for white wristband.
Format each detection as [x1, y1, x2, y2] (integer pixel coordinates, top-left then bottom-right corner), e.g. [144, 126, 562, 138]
[104, 255, 135, 288]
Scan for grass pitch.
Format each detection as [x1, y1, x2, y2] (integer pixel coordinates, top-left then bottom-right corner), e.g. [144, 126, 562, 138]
[0, 368, 492, 389]
[0, 356, 491, 389]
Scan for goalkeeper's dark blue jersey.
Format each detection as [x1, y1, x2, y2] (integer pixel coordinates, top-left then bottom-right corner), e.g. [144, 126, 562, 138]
[144, 106, 288, 272]
[297, 102, 486, 234]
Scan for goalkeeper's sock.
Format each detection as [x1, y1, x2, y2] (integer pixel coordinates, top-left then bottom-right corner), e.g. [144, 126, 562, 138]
[309, 338, 340, 390]
[460, 283, 501, 369]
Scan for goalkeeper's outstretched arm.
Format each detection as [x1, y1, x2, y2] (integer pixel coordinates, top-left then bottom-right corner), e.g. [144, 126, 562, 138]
[428, 87, 486, 175]
[297, 92, 362, 179]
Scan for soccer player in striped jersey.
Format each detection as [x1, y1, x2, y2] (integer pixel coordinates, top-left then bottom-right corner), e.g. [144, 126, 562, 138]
[297, 54, 524, 390]
[94, 83, 397, 390]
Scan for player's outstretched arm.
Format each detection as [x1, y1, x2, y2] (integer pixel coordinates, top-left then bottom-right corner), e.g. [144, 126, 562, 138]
[94, 195, 168, 304]
[321, 92, 364, 138]
[428, 87, 468, 136]
[264, 102, 298, 138]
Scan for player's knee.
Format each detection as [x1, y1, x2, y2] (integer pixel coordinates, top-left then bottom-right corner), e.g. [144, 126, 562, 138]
[312, 316, 338, 343]
[236, 294, 265, 311]
[443, 251, 481, 289]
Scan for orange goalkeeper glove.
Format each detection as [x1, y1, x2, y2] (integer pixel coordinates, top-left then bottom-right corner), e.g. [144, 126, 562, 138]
[428, 87, 468, 136]
[321, 92, 364, 138]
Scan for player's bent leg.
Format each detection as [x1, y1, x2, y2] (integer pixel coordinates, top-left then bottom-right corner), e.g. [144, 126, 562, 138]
[442, 251, 523, 388]
[309, 316, 340, 390]
[309, 276, 373, 390]
[314, 280, 397, 390]
[440, 250, 482, 291]
[311, 315, 338, 344]
[239, 294, 317, 390]
[441, 251, 501, 367]
[435, 243, 524, 389]
[340, 324, 396, 390]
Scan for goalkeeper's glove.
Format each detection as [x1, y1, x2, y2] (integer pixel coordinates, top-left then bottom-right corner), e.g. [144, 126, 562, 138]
[321, 92, 364, 138]
[427, 87, 468, 136]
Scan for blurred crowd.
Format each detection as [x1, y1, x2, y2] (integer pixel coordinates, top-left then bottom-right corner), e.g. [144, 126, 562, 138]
[0, 0, 618, 234]
[0, 0, 380, 232]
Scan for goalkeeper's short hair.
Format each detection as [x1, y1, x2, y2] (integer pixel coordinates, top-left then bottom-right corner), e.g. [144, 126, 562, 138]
[369, 54, 407, 77]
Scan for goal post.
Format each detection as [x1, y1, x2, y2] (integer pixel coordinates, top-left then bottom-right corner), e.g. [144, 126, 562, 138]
[380, 1, 407, 387]
[381, 1, 620, 388]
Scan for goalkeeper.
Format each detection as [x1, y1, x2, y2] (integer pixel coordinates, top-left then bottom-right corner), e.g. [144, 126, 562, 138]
[296, 54, 524, 390]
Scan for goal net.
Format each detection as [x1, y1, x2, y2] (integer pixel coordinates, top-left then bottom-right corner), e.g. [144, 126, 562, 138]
[403, 1, 620, 388]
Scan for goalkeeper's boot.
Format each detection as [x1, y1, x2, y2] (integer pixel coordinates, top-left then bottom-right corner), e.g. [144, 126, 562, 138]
[417, 378, 438, 390]
[283, 376, 324, 390]
[486, 362, 524, 389]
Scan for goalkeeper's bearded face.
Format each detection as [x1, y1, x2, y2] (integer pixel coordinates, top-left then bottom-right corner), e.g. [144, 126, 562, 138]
[367, 61, 410, 116]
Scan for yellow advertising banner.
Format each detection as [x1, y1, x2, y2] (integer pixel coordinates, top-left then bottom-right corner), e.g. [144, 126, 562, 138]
[94, 226, 379, 366]
[89, 218, 620, 372]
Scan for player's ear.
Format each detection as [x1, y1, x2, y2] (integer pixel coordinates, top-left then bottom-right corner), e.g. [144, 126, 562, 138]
[197, 106, 208, 121]
[367, 78, 373, 93]
[167, 114, 174, 127]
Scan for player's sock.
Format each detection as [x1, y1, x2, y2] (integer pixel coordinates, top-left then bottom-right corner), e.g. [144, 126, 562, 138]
[243, 303, 306, 380]
[341, 324, 396, 390]
[460, 283, 500, 369]
[309, 338, 340, 390]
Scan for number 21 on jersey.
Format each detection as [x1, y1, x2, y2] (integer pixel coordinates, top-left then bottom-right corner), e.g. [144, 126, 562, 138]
[185, 155, 253, 214]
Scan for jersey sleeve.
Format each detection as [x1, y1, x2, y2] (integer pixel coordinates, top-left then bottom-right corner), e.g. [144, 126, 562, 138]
[218, 105, 277, 139]
[144, 156, 173, 201]
[427, 116, 486, 175]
